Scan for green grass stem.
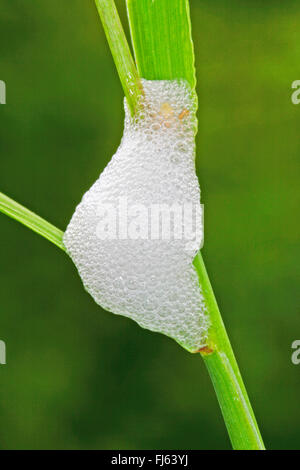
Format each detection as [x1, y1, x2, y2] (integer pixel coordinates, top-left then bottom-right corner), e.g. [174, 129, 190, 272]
[126, 0, 264, 450]
[0, 192, 65, 251]
[94, 0, 143, 115]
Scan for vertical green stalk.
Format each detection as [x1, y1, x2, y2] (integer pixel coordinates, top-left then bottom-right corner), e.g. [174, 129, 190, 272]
[125, 0, 265, 449]
[194, 254, 264, 449]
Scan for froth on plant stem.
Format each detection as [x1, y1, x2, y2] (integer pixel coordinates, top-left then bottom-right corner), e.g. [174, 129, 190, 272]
[64, 79, 208, 352]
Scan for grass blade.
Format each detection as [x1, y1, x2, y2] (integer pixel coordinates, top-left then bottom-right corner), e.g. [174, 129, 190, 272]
[0, 192, 65, 251]
[127, 0, 195, 88]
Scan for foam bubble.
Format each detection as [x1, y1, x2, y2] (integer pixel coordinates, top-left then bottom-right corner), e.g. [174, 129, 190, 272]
[64, 79, 209, 352]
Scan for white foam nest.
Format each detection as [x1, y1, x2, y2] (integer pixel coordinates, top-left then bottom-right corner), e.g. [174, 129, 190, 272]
[64, 79, 209, 352]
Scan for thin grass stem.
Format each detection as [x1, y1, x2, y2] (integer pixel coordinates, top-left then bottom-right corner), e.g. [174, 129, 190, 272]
[194, 253, 264, 449]
[0, 192, 65, 251]
[125, 0, 265, 450]
[94, 0, 143, 115]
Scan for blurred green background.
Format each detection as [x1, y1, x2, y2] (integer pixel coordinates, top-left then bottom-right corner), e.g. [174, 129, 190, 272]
[0, 0, 299, 450]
